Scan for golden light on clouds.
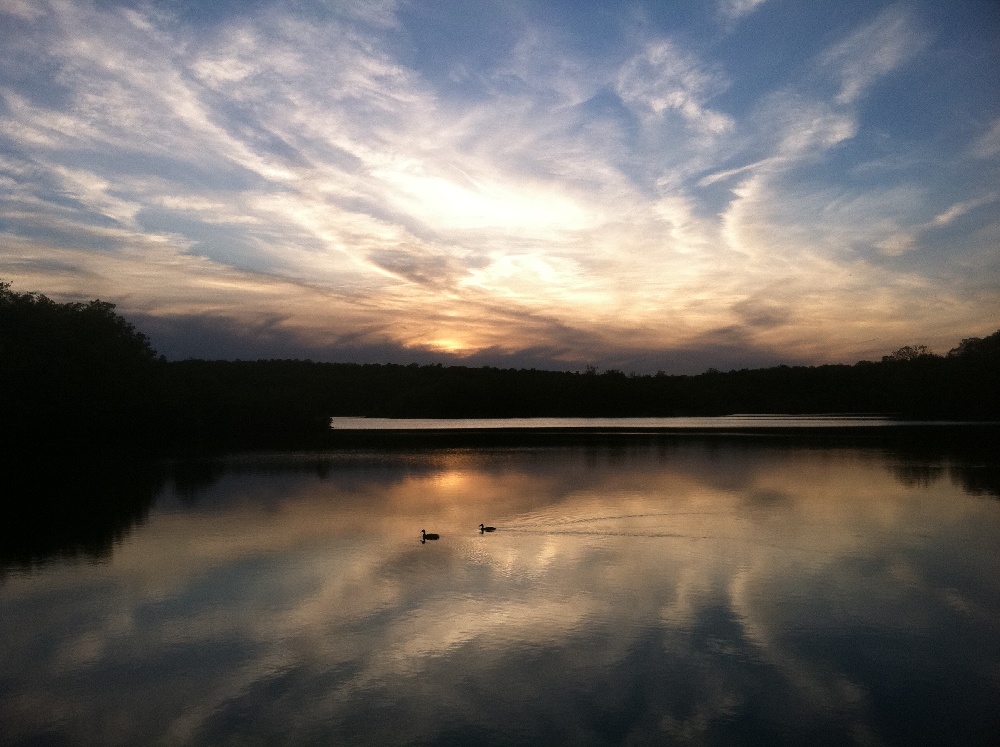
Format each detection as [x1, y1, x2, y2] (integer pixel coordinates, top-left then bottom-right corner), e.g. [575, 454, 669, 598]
[0, 1, 997, 370]
[426, 338, 469, 354]
[378, 167, 595, 234]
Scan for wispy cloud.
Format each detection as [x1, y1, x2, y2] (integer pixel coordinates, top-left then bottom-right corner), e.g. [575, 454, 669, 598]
[820, 6, 929, 105]
[0, 1, 996, 370]
[970, 117, 1000, 160]
[616, 40, 733, 136]
[717, 0, 770, 22]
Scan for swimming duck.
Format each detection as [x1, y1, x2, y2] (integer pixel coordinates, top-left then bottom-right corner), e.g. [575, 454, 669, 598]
[479, 524, 496, 533]
[420, 529, 440, 541]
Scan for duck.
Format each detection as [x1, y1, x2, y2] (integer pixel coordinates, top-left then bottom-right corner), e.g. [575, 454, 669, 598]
[420, 529, 440, 541]
[479, 524, 496, 533]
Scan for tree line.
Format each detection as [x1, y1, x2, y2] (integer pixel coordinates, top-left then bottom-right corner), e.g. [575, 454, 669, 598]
[2, 280, 997, 448]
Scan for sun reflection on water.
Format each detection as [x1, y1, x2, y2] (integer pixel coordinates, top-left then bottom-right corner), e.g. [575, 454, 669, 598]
[2, 438, 999, 745]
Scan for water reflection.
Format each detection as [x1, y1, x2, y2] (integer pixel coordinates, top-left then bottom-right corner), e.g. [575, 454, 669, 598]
[1, 453, 166, 568]
[1, 436, 999, 745]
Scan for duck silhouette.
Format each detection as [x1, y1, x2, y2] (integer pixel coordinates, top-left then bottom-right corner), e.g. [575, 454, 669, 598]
[479, 524, 496, 533]
[420, 529, 440, 542]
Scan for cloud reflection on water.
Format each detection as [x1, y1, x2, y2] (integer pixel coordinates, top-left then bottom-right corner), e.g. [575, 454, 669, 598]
[1, 440, 999, 745]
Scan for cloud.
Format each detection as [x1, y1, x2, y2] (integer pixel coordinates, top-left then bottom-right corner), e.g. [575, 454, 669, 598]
[875, 232, 915, 257]
[0, 1, 996, 372]
[717, 0, 769, 21]
[873, 193, 999, 256]
[0, 0, 45, 21]
[616, 40, 733, 136]
[970, 117, 1000, 159]
[820, 6, 929, 104]
[698, 7, 1000, 357]
[929, 194, 999, 227]
[731, 296, 792, 330]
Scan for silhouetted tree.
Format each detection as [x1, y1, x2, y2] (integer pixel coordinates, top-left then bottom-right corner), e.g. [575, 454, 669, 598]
[948, 331, 1000, 359]
[4, 279, 999, 450]
[1, 280, 163, 445]
[882, 344, 933, 362]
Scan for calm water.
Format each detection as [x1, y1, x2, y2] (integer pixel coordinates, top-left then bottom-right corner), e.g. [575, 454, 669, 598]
[3, 431, 999, 746]
[329, 415, 907, 429]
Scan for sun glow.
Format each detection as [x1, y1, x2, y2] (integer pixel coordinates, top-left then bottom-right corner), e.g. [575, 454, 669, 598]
[430, 470, 471, 491]
[427, 338, 468, 353]
[1, 1, 995, 372]
[376, 169, 594, 233]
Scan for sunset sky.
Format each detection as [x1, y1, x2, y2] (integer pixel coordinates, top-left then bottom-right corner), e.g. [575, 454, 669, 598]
[1, 0, 998, 373]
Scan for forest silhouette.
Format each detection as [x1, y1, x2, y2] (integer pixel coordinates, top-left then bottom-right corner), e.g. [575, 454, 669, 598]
[2, 280, 998, 449]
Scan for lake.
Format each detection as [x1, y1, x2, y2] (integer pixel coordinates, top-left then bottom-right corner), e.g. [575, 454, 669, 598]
[2, 425, 999, 745]
[329, 415, 907, 429]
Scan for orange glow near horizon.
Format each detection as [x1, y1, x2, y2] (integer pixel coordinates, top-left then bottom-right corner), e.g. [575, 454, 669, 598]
[0, 1, 997, 372]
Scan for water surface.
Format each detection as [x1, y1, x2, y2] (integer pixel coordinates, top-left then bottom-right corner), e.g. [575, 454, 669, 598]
[329, 415, 906, 429]
[2, 434, 999, 745]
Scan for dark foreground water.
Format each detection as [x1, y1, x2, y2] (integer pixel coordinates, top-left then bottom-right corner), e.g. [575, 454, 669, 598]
[2, 429, 999, 746]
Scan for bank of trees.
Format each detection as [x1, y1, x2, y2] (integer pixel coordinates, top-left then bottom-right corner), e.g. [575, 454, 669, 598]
[2, 280, 997, 448]
[1, 281, 164, 444]
[161, 338, 998, 426]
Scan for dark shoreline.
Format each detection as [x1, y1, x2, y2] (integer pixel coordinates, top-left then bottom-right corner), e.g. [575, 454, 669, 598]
[8, 419, 999, 455]
[6, 285, 997, 452]
[315, 420, 1000, 456]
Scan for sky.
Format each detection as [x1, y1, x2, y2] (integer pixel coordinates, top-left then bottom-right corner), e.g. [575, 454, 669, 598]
[1, 0, 998, 373]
